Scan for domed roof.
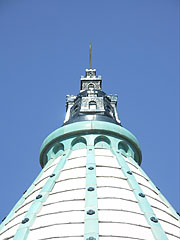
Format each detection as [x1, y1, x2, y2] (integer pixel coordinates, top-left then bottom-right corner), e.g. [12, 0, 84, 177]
[0, 121, 179, 240]
[0, 67, 179, 240]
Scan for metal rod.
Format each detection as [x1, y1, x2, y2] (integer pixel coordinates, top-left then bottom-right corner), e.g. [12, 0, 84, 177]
[89, 43, 92, 69]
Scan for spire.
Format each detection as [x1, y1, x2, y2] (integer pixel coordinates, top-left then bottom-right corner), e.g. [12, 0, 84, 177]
[89, 43, 92, 69]
[64, 49, 121, 125]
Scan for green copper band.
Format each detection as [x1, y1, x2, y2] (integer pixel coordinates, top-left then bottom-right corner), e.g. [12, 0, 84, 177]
[40, 121, 142, 167]
[0, 158, 54, 232]
[111, 149, 168, 240]
[84, 144, 99, 240]
[13, 150, 71, 240]
[127, 156, 180, 220]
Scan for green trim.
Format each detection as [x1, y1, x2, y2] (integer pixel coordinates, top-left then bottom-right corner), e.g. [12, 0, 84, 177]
[1, 130, 178, 239]
[84, 144, 99, 240]
[111, 148, 168, 240]
[40, 121, 142, 167]
[0, 158, 54, 232]
[127, 156, 180, 220]
[13, 150, 71, 240]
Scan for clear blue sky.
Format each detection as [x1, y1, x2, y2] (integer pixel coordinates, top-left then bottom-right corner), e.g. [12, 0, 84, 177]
[0, 0, 179, 221]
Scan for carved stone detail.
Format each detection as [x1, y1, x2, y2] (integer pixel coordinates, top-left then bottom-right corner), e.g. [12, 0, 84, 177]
[65, 68, 121, 124]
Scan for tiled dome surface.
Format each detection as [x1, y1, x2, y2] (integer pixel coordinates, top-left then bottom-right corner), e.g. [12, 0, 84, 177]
[0, 146, 179, 240]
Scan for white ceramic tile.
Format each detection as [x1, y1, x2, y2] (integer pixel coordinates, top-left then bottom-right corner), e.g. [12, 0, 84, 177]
[97, 187, 136, 201]
[53, 177, 86, 192]
[13, 202, 32, 218]
[28, 223, 84, 239]
[33, 210, 84, 229]
[43, 162, 56, 173]
[159, 220, 180, 237]
[69, 149, 87, 159]
[152, 208, 179, 227]
[124, 156, 139, 165]
[133, 172, 150, 186]
[95, 149, 113, 156]
[96, 166, 125, 178]
[95, 155, 119, 168]
[57, 167, 86, 180]
[64, 157, 86, 169]
[41, 199, 85, 214]
[166, 233, 180, 240]
[45, 189, 85, 204]
[98, 198, 142, 214]
[99, 210, 148, 227]
[140, 184, 159, 198]
[99, 222, 154, 239]
[34, 177, 49, 190]
[146, 196, 169, 212]
[97, 176, 130, 189]
[127, 162, 141, 173]
[4, 212, 26, 230]
[40, 164, 58, 179]
[0, 223, 19, 240]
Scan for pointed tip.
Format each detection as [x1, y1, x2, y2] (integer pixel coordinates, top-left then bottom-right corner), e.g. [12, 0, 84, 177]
[89, 43, 92, 69]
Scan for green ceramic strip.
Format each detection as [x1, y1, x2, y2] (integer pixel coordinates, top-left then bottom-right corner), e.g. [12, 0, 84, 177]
[40, 121, 142, 167]
[13, 150, 71, 240]
[111, 148, 168, 240]
[84, 145, 99, 240]
[0, 158, 54, 232]
[128, 156, 180, 219]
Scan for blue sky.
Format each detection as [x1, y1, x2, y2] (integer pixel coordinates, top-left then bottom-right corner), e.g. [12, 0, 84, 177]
[0, 0, 179, 221]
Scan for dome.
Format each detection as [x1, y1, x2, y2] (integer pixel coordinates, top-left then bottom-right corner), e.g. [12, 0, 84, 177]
[0, 121, 179, 240]
[0, 67, 179, 240]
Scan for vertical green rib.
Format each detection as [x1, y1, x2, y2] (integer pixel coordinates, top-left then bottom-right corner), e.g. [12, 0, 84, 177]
[0, 158, 54, 232]
[128, 156, 179, 219]
[84, 145, 99, 240]
[13, 150, 71, 240]
[111, 148, 168, 240]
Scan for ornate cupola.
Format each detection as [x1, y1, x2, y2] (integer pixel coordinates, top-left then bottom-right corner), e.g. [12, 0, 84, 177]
[0, 54, 179, 240]
[64, 68, 120, 125]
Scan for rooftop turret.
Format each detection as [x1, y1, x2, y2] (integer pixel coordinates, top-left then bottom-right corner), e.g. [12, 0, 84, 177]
[64, 68, 121, 125]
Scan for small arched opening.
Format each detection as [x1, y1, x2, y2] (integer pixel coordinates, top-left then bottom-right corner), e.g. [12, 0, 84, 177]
[71, 137, 87, 150]
[52, 143, 64, 157]
[94, 135, 111, 149]
[118, 141, 129, 155]
[89, 101, 97, 110]
[88, 83, 95, 90]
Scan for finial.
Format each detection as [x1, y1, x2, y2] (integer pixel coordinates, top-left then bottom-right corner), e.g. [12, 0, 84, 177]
[89, 43, 92, 69]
